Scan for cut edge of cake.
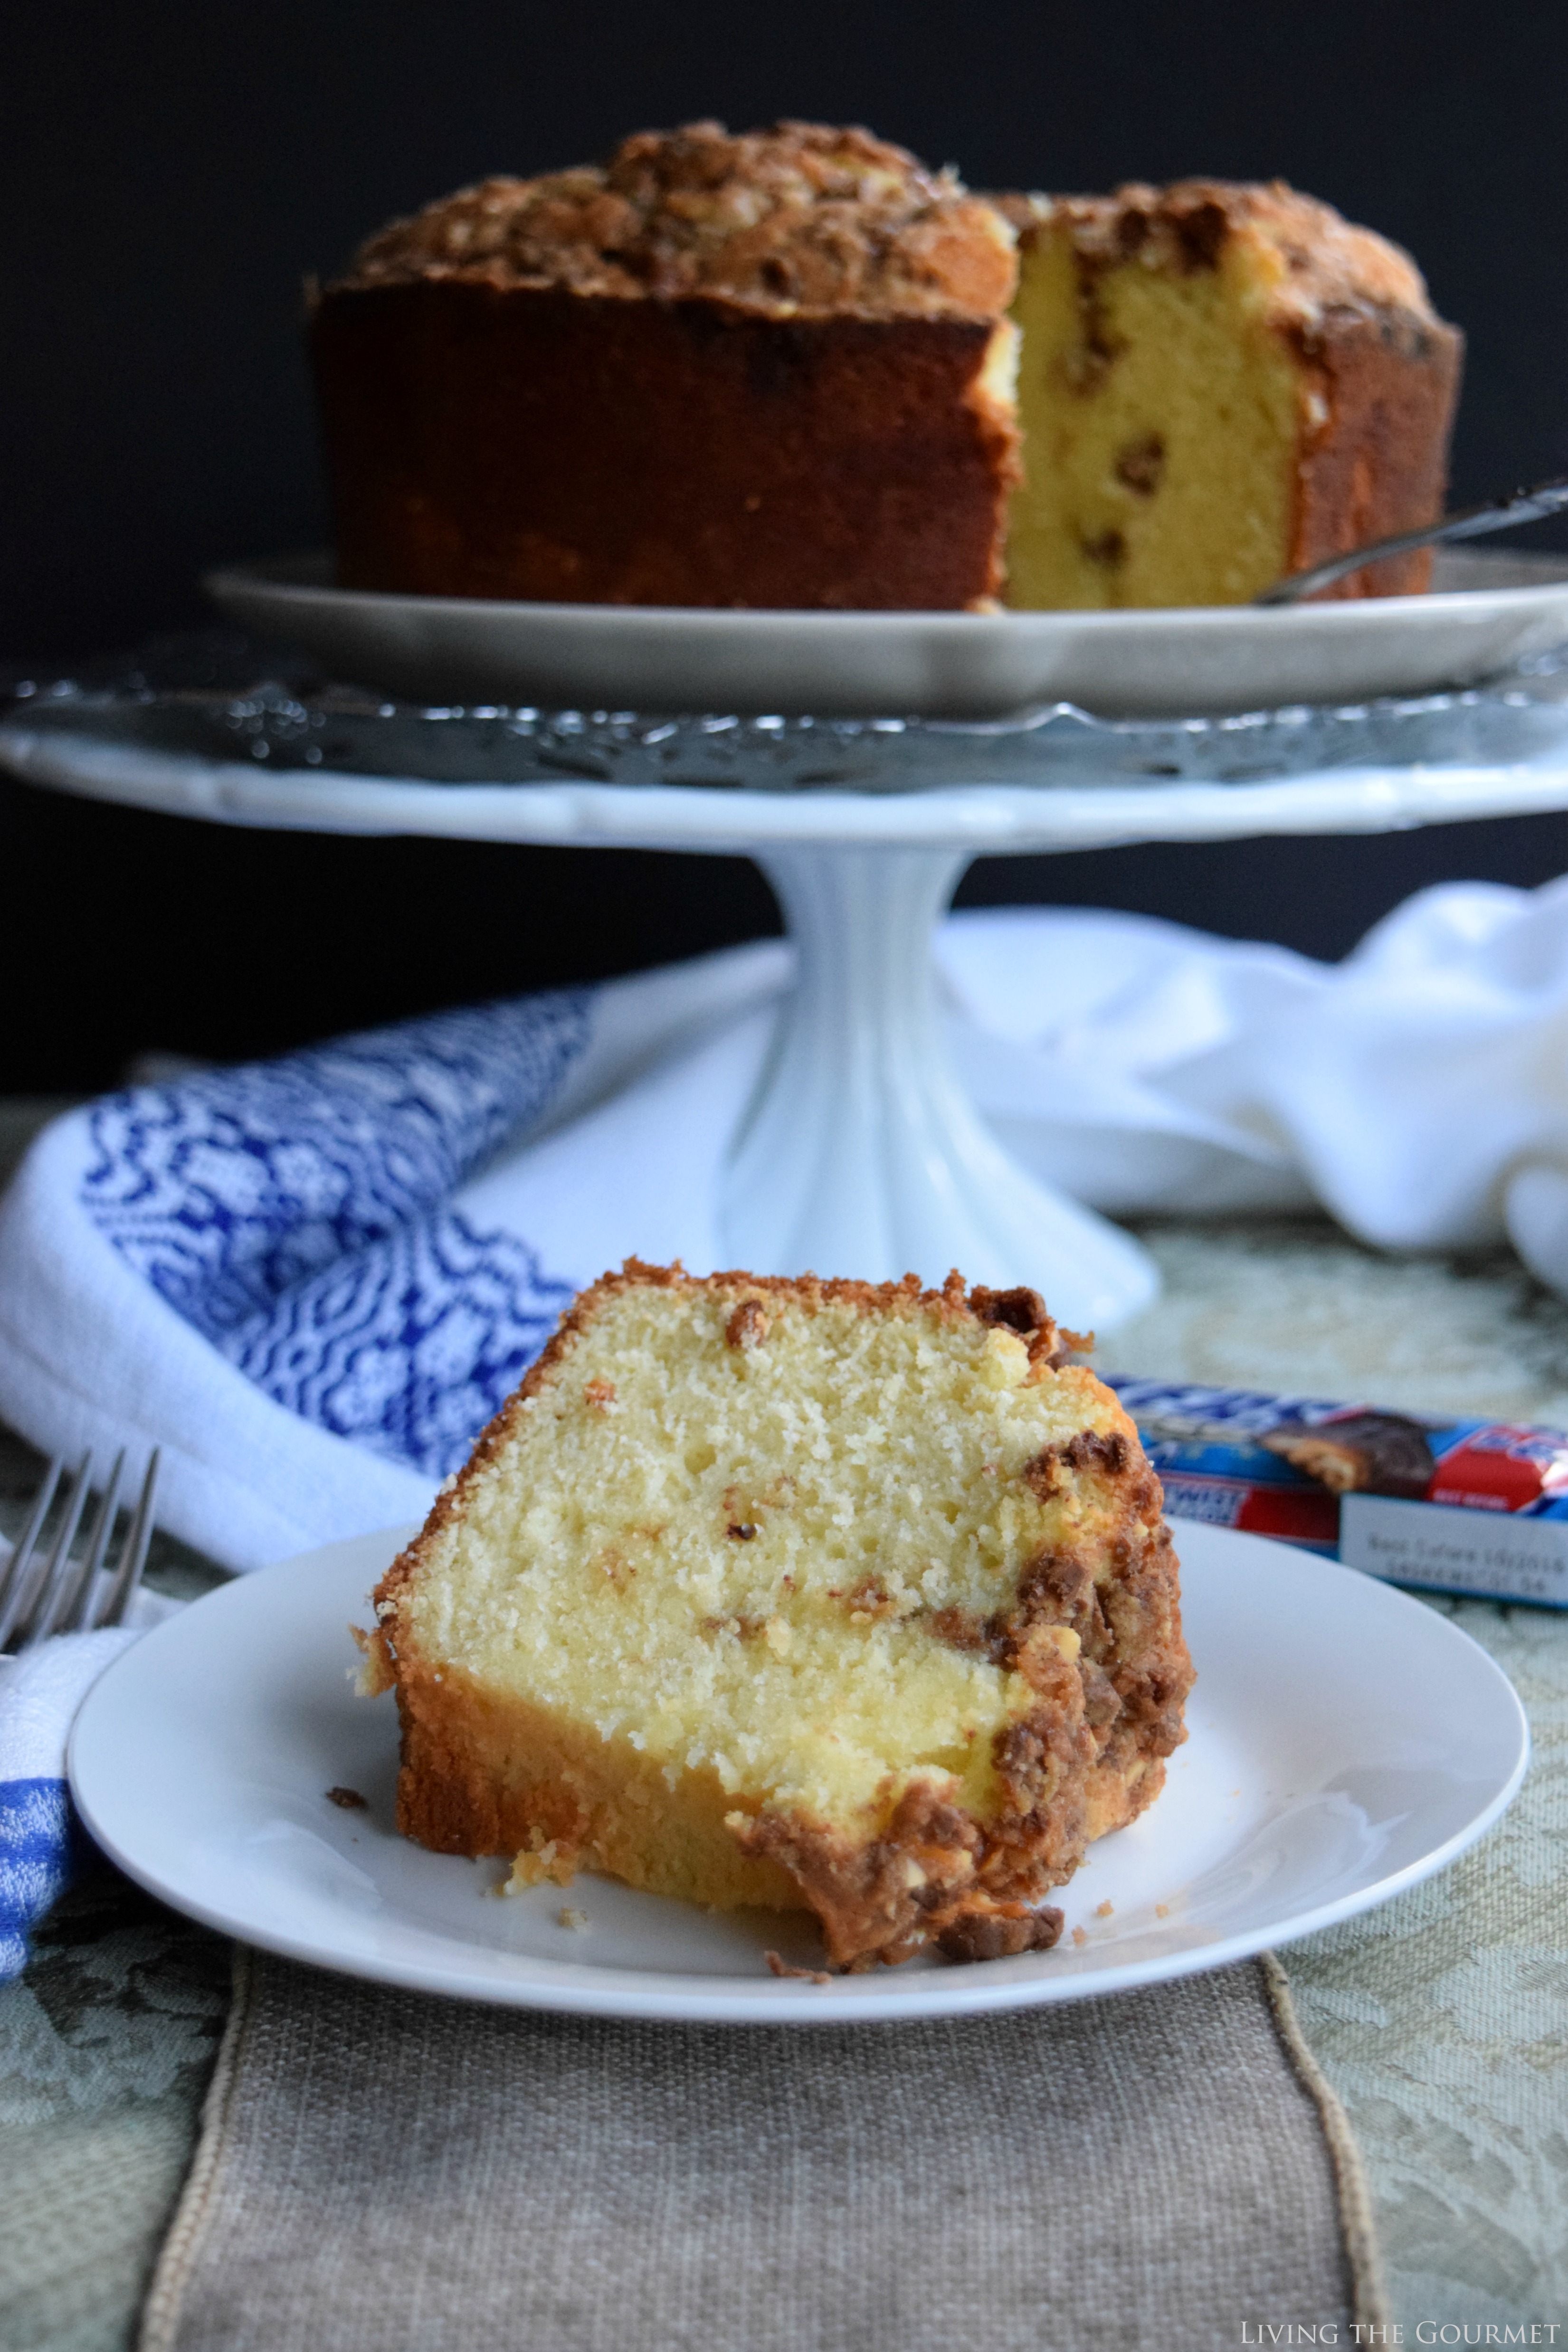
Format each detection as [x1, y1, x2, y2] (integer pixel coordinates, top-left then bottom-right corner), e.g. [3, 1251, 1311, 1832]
[1001, 176, 1462, 609]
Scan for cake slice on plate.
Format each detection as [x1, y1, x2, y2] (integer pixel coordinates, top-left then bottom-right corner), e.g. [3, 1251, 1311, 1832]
[360, 1261, 1193, 1971]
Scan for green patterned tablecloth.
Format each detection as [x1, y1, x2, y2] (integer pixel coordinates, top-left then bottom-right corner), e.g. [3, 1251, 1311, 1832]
[1106, 1224, 1568, 2337]
[1, 1192, 1564, 2347]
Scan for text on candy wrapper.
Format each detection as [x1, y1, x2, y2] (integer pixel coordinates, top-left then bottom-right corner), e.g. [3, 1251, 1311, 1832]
[1340, 1495, 1568, 1609]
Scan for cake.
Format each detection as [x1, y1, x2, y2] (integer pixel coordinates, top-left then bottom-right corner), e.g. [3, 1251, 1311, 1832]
[1003, 179, 1463, 608]
[311, 122, 1022, 612]
[358, 1261, 1193, 1972]
[312, 126, 1461, 616]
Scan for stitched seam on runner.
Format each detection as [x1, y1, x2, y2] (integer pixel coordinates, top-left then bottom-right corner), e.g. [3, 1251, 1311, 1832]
[138, 1943, 255, 2352]
[1262, 1948, 1391, 2332]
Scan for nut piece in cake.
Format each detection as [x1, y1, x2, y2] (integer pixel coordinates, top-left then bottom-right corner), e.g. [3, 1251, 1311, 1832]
[1002, 179, 1462, 608]
[312, 121, 1021, 613]
[361, 1261, 1193, 1972]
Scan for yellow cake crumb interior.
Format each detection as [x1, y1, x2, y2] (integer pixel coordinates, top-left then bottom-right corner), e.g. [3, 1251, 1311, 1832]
[1006, 227, 1301, 608]
[399, 1286, 1121, 1839]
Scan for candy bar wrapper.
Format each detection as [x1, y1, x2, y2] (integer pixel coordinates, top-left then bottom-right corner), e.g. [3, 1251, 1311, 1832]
[1102, 1376, 1568, 1610]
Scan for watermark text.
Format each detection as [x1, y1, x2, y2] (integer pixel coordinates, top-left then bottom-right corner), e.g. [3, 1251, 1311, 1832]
[1239, 2327, 1561, 2346]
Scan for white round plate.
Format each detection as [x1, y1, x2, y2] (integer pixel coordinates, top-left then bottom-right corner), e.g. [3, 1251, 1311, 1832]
[69, 1519, 1527, 2022]
[205, 549, 1568, 721]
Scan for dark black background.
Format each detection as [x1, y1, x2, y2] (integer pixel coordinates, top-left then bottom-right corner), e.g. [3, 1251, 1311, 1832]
[5, 0, 1567, 1087]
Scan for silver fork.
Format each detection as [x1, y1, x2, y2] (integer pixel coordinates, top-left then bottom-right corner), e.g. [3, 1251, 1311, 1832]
[0, 1449, 161, 1652]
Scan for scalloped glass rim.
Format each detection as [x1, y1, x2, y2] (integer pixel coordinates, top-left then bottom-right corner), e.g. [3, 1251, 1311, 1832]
[9, 626, 1568, 794]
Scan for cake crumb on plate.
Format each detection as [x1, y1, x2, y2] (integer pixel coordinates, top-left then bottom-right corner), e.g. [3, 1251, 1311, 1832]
[765, 1950, 832, 1984]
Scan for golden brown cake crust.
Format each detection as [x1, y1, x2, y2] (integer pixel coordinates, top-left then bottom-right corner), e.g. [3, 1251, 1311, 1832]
[1005, 178, 1463, 598]
[313, 281, 1018, 609]
[314, 121, 1020, 611]
[334, 121, 1016, 323]
[369, 1263, 1194, 1972]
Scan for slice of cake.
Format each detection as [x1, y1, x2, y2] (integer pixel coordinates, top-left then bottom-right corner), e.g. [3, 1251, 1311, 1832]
[1003, 179, 1463, 609]
[360, 1261, 1193, 1972]
[311, 122, 1021, 613]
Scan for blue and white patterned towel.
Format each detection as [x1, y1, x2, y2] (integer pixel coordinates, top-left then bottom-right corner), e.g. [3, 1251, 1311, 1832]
[0, 936, 788, 1973]
[0, 1594, 180, 1976]
[0, 938, 792, 1567]
[8, 883, 1568, 1974]
[15, 885, 1568, 1572]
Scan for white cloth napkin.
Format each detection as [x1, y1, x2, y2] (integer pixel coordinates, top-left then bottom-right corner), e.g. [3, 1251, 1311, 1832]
[4, 883, 1568, 1577]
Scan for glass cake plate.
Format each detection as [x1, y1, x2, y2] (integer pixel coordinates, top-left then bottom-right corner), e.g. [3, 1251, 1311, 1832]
[9, 607, 1568, 795]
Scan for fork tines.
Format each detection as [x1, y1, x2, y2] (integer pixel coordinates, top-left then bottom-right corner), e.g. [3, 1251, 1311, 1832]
[0, 1449, 161, 1652]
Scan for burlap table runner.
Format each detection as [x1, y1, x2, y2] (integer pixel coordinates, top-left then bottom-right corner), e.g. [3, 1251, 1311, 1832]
[139, 1946, 1382, 2352]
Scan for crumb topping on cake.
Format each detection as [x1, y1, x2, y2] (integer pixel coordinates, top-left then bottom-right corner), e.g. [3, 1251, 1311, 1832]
[1004, 179, 1442, 342]
[336, 120, 1017, 321]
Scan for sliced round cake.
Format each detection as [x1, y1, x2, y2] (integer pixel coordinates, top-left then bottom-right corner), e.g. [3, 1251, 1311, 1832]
[311, 123, 1461, 617]
[360, 1261, 1193, 1971]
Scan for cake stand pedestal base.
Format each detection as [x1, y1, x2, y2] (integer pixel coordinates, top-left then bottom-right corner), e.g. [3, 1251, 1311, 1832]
[19, 668, 1568, 1335]
[721, 846, 1159, 1332]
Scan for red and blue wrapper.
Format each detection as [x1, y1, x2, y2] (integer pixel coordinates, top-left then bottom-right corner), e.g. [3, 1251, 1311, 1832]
[1104, 1377, 1568, 1609]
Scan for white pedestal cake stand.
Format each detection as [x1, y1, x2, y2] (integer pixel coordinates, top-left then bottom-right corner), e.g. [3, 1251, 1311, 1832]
[10, 717, 1568, 1332]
